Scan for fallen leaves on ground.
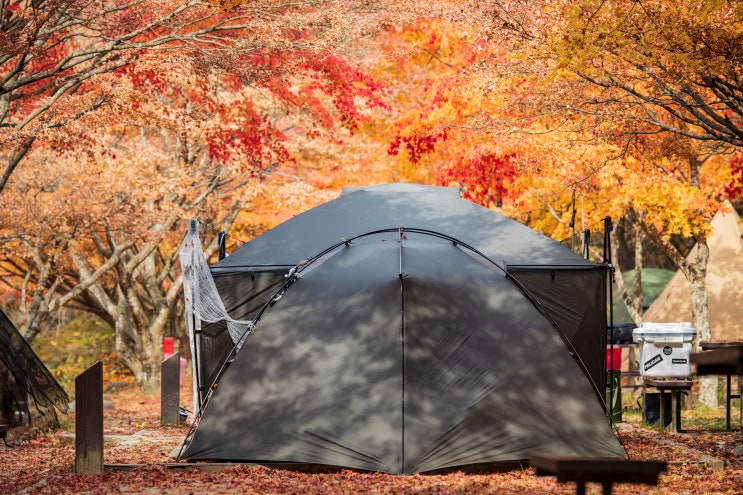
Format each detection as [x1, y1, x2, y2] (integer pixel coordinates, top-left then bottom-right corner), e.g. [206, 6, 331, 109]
[1, 385, 741, 495]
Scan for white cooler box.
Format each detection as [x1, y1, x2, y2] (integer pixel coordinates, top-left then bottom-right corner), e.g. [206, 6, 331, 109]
[632, 322, 696, 378]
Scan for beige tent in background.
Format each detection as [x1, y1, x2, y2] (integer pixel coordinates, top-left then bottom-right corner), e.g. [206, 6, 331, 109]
[643, 201, 743, 342]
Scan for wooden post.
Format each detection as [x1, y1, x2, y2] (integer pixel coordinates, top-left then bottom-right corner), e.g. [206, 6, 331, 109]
[75, 361, 103, 475]
[161, 352, 180, 425]
[645, 379, 692, 433]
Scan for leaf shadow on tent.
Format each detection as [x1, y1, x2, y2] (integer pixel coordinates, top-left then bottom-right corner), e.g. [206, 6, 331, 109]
[183, 233, 622, 473]
[401, 239, 620, 472]
[186, 236, 405, 472]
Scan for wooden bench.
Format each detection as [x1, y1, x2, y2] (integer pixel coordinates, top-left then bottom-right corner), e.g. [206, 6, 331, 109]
[531, 452, 667, 495]
[644, 379, 692, 433]
[694, 344, 743, 432]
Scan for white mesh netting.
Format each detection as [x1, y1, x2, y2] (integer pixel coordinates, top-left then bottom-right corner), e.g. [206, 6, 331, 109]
[180, 219, 253, 346]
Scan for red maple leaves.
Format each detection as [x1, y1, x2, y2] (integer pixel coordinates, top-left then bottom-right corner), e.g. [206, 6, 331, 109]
[725, 155, 743, 200]
[438, 153, 518, 208]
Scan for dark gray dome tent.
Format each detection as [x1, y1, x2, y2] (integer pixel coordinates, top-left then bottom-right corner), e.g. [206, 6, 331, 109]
[179, 183, 624, 473]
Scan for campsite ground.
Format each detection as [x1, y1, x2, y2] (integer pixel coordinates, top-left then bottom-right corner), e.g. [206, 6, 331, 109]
[1, 384, 741, 494]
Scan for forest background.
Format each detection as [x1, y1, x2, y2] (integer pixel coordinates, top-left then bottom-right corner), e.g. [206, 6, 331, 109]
[0, 0, 742, 407]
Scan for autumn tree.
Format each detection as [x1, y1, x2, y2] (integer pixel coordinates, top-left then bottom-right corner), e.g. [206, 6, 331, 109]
[0, 0, 412, 392]
[521, 0, 743, 405]
[0, 0, 430, 195]
[0, 127, 253, 392]
[362, 3, 742, 409]
[551, 0, 743, 150]
[364, 17, 607, 247]
[354, 18, 534, 195]
[1, 0, 239, 193]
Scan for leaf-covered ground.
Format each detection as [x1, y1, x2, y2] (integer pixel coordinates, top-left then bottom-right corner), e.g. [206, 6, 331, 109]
[2, 385, 741, 495]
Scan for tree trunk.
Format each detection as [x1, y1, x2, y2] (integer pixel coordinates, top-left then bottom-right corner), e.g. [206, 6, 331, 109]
[641, 220, 716, 407]
[114, 319, 163, 394]
[610, 217, 643, 325]
[631, 217, 645, 316]
[687, 238, 717, 408]
[107, 296, 162, 394]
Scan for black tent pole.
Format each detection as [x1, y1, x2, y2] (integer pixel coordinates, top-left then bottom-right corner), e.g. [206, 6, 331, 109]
[192, 312, 203, 408]
[397, 227, 406, 474]
[569, 189, 577, 252]
[604, 216, 615, 423]
[582, 228, 591, 259]
[188, 219, 204, 412]
[218, 232, 227, 261]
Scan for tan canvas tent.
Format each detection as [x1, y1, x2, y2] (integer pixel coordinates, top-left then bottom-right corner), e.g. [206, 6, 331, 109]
[643, 201, 743, 342]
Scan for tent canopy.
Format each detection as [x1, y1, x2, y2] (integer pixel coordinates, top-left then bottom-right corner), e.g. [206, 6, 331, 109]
[212, 183, 596, 272]
[0, 310, 69, 431]
[181, 184, 622, 473]
[205, 184, 608, 389]
[644, 201, 743, 342]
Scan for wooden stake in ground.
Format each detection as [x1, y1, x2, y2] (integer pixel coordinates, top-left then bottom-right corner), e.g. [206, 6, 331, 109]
[161, 352, 180, 425]
[75, 361, 103, 475]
